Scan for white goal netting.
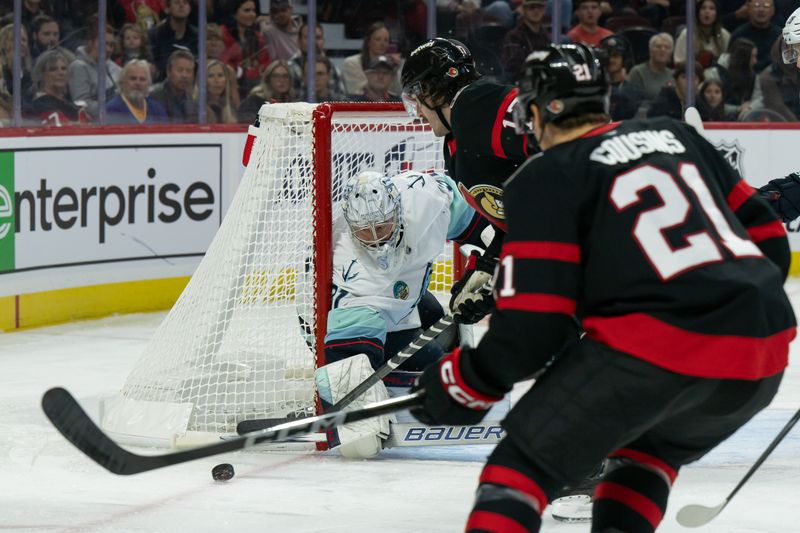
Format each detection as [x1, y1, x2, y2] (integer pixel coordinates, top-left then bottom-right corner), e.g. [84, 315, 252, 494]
[100, 103, 455, 447]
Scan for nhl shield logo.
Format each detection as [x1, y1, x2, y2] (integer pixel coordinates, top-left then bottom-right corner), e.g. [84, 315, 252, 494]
[714, 140, 745, 176]
[393, 281, 410, 300]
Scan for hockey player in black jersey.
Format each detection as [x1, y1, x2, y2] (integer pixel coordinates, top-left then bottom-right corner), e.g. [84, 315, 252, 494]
[401, 38, 531, 326]
[410, 44, 796, 532]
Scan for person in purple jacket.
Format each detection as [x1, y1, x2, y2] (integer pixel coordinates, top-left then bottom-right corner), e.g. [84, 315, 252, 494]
[106, 60, 168, 125]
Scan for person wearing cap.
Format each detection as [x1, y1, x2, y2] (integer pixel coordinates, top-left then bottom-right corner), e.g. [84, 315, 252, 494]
[567, 0, 614, 48]
[501, 0, 552, 82]
[349, 55, 401, 102]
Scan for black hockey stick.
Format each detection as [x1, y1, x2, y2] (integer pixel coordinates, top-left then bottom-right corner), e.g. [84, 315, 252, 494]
[41, 387, 424, 475]
[676, 406, 800, 527]
[236, 313, 456, 434]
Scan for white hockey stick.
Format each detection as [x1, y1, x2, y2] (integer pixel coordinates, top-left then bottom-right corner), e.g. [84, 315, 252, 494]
[676, 406, 800, 527]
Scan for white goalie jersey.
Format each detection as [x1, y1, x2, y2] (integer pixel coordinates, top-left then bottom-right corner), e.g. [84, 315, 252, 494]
[325, 170, 478, 351]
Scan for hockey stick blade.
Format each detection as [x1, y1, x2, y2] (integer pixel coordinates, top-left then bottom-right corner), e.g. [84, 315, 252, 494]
[236, 314, 456, 435]
[684, 106, 706, 137]
[42, 387, 424, 475]
[675, 406, 800, 527]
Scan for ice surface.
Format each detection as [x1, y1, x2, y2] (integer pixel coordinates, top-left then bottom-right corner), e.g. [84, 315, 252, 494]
[1, 282, 799, 532]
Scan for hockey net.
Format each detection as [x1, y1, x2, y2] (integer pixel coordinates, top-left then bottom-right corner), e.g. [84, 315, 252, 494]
[100, 103, 457, 447]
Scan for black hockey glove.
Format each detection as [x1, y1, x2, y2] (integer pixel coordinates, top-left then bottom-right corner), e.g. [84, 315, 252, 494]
[410, 347, 505, 426]
[760, 172, 800, 223]
[449, 251, 497, 325]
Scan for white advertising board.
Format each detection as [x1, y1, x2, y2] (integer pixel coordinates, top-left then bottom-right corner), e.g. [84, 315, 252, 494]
[0, 131, 246, 296]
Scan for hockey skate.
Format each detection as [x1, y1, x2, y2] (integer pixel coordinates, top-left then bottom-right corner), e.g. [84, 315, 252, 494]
[550, 461, 606, 523]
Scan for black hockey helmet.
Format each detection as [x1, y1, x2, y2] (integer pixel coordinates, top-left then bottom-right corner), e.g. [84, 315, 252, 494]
[599, 34, 634, 71]
[401, 38, 480, 110]
[513, 44, 609, 132]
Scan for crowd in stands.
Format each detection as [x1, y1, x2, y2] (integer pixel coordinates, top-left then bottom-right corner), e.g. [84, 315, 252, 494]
[0, 0, 798, 127]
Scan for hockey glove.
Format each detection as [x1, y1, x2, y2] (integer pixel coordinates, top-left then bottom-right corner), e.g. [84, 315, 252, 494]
[760, 172, 800, 222]
[449, 251, 497, 324]
[410, 347, 505, 426]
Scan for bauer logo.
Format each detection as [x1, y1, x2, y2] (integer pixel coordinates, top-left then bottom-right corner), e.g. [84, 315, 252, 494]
[403, 425, 505, 442]
[0, 152, 14, 272]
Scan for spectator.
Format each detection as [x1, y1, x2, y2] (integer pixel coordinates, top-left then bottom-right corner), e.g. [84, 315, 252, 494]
[309, 56, 348, 102]
[148, 0, 198, 79]
[206, 23, 241, 108]
[21, 0, 48, 34]
[68, 18, 121, 120]
[106, 59, 168, 124]
[118, 0, 163, 31]
[195, 59, 238, 123]
[221, 0, 271, 100]
[0, 24, 33, 109]
[674, 0, 731, 67]
[705, 37, 764, 117]
[115, 23, 154, 68]
[698, 78, 740, 120]
[759, 36, 800, 120]
[238, 60, 296, 123]
[0, 82, 10, 124]
[729, 0, 782, 71]
[567, 0, 614, 47]
[349, 55, 401, 103]
[501, 0, 552, 82]
[341, 22, 401, 96]
[647, 61, 704, 119]
[149, 48, 198, 123]
[627, 32, 675, 101]
[261, 0, 300, 62]
[288, 22, 346, 96]
[600, 34, 645, 119]
[28, 49, 84, 126]
[30, 15, 74, 64]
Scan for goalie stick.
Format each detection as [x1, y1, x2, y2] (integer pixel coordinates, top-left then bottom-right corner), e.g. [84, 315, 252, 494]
[41, 387, 424, 475]
[236, 313, 456, 434]
[676, 406, 800, 527]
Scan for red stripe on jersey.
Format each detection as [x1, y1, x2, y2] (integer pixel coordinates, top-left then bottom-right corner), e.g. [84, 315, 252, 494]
[497, 293, 577, 315]
[324, 339, 383, 351]
[447, 137, 457, 157]
[747, 220, 787, 242]
[583, 313, 794, 379]
[502, 241, 581, 262]
[609, 448, 677, 484]
[595, 481, 664, 529]
[479, 465, 548, 513]
[581, 122, 620, 138]
[466, 511, 530, 533]
[491, 89, 519, 159]
[727, 180, 756, 212]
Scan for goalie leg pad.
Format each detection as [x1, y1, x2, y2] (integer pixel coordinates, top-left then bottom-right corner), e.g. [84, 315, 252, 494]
[315, 353, 395, 459]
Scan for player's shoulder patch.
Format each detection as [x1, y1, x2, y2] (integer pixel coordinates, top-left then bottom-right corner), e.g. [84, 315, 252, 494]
[393, 280, 410, 300]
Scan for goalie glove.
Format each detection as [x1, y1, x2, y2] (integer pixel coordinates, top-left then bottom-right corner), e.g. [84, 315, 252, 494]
[759, 172, 800, 222]
[410, 347, 505, 426]
[449, 251, 497, 324]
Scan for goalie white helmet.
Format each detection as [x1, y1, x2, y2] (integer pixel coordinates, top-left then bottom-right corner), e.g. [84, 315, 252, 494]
[782, 7, 800, 63]
[342, 171, 403, 270]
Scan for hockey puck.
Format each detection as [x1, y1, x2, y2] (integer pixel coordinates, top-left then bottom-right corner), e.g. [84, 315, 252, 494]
[211, 463, 235, 481]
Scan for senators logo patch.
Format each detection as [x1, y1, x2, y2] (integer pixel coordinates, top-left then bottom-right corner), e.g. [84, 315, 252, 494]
[393, 281, 410, 300]
[469, 184, 505, 221]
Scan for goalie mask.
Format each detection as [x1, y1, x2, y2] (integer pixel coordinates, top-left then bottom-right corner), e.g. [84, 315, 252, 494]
[342, 171, 403, 270]
[782, 7, 800, 64]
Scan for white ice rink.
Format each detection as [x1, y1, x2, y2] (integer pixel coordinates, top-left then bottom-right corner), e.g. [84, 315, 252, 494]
[2, 283, 800, 532]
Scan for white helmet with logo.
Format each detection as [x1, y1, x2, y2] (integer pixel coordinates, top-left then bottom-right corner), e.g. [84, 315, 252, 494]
[342, 171, 403, 270]
[782, 7, 800, 63]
